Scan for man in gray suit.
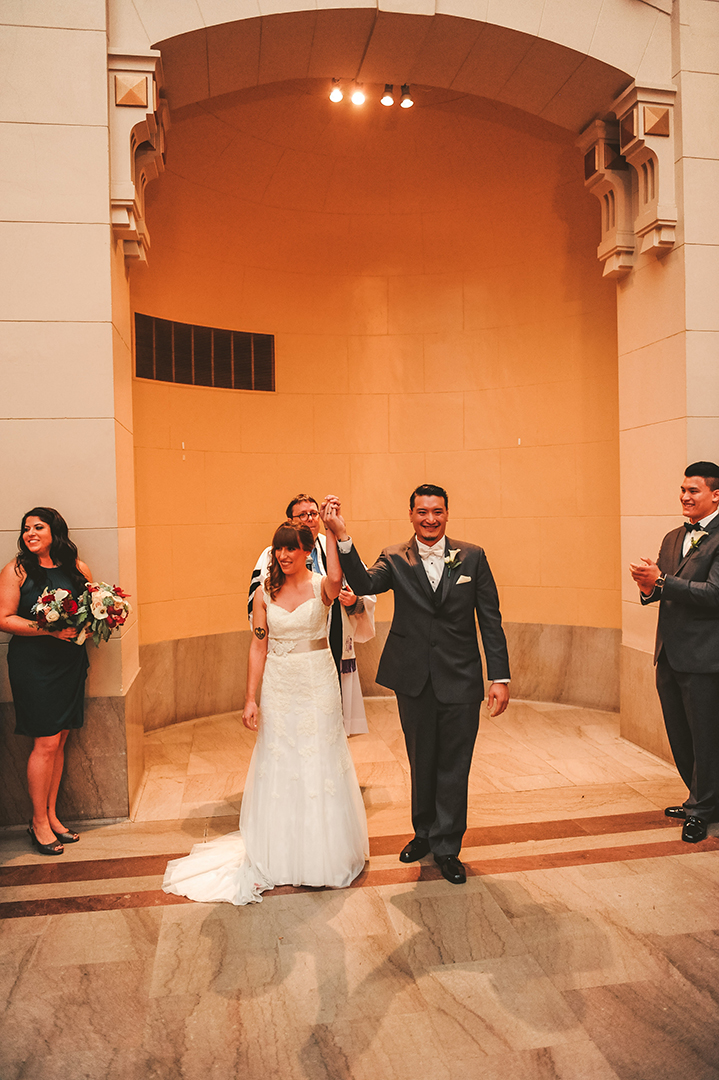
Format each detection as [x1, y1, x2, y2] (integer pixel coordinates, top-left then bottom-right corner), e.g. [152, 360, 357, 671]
[630, 462, 719, 843]
[322, 484, 510, 884]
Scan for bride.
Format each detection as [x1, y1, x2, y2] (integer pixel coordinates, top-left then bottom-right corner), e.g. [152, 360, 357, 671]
[163, 514, 369, 905]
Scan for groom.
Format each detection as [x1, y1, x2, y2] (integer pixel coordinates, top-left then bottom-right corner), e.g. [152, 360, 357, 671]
[322, 485, 510, 884]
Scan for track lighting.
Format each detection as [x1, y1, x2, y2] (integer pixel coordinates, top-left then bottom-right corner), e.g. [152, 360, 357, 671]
[400, 84, 414, 108]
[351, 84, 365, 105]
[329, 79, 343, 103]
[380, 84, 394, 107]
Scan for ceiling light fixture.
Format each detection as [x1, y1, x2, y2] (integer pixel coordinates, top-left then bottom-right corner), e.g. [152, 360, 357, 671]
[329, 79, 343, 103]
[380, 84, 394, 107]
[351, 84, 365, 105]
[400, 84, 414, 109]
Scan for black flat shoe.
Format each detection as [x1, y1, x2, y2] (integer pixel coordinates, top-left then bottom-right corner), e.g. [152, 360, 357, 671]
[52, 827, 80, 843]
[399, 837, 431, 863]
[682, 816, 708, 843]
[28, 825, 64, 856]
[664, 806, 687, 819]
[434, 854, 466, 884]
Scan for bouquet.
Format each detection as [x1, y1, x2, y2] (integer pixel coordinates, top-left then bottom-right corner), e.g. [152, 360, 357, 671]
[77, 582, 132, 646]
[32, 587, 88, 636]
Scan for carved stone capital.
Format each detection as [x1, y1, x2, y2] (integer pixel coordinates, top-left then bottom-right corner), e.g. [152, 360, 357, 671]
[108, 50, 169, 264]
[577, 119, 634, 279]
[613, 83, 677, 257]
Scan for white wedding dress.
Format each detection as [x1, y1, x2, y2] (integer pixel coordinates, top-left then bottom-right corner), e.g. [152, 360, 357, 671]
[163, 575, 369, 905]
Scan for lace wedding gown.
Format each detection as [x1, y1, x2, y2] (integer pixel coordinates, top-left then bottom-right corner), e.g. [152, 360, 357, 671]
[163, 575, 369, 905]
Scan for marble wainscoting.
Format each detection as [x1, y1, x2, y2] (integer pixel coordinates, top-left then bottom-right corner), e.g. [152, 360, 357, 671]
[141, 622, 620, 741]
[0, 674, 143, 827]
[620, 644, 671, 763]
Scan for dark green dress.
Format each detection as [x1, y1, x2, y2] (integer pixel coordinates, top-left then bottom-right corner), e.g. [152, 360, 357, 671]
[7, 567, 89, 738]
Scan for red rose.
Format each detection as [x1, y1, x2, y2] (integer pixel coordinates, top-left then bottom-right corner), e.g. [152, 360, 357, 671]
[62, 598, 78, 614]
[106, 615, 117, 628]
[43, 593, 55, 604]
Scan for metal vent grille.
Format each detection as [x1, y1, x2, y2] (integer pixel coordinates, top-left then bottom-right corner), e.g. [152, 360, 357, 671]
[134, 313, 275, 392]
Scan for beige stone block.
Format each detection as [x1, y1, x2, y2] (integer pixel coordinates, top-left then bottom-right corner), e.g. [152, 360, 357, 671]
[0, 25, 107, 125]
[685, 246, 719, 332]
[0, 419, 119, 532]
[112, 326, 133, 435]
[347, 334, 424, 395]
[349, 276, 389, 336]
[618, 335, 687, 431]
[134, 447, 207, 527]
[132, 380, 172, 449]
[588, 0, 662, 74]
[388, 273, 463, 336]
[198, 0, 262, 28]
[389, 392, 463, 453]
[619, 421, 687, 517]
[314, 394, 389, 454]
[348, 452, 427, 521]
[498, 444, 578, 519]
[486, 0, 543, 35]
[466, 515, 542, 589]
[436, 0, 489, 18]
[675, 70, 719, 160]
[681, 160, 719, 247]
[0, 223, 111, 322]
[621, 596, 658, 655]
[687, 415, 719, 463]
[275, 334, 350, 395]
[424, 451, 501, 519]
[501, 585, 579, 626]
[70, 526, 120, 584]
[635, 8, 673, 85]
[675, 0, 719, 73]
[107, 0, 152, 50]
[115, 419, 136, 529]
[575, 441, 620, 519]
[0, 322, 114, 419]
[538, 0, 603, 54]
[0, 124, 109, 224]
[130, 0, 206, 47]
[343, 212, 423, 275]
[168, 383, 245, 453]
[85, 634, 123, 698]
[539, 517, 619, 592]
[136, 525, 174, 606]
[616, 248, 687, 357]
[620, 644, 671, 762]
[620, 515, 674, 602]
[1, 1, 105, 29]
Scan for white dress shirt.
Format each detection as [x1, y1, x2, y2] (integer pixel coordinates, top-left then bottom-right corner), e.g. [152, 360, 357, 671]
[681, 509, 719, 556]
[416, 539, 446, 591]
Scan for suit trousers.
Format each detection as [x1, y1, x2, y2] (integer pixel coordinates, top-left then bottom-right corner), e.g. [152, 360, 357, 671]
[395, 680, 481, 857]
[656, 651, 719, 820]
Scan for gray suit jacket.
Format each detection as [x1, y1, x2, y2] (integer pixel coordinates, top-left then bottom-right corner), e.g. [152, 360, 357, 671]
[642, 515, 719, 671]
[339, 536, 510, 703]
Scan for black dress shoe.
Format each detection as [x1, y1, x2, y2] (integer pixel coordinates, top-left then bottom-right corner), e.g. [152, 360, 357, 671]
[399, 837, 430, 863]
[434, 854, 466, 884]
[682, 816, 708, 843]
[664, 806, 687, 819]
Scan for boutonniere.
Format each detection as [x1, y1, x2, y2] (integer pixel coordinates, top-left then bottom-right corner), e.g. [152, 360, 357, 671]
[690, 531, 708, 550]
[444, 549, 461, 573]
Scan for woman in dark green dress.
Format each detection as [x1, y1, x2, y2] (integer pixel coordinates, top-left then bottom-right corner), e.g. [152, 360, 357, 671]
[0, 508, 91, 855]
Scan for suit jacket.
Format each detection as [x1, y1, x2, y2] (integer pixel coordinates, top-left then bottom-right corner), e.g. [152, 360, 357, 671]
[642, 515, 719, 671]
[339, 536, 510, 703]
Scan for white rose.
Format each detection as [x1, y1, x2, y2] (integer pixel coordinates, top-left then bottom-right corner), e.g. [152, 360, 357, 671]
[46, 609, 60, 623]
[54, 589, 69, 601]
[91, 599, 108, 619]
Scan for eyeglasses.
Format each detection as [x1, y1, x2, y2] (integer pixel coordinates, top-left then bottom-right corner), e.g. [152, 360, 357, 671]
[292, 510, 319, 522]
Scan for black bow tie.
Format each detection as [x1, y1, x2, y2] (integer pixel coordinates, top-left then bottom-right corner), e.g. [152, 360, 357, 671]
[684, 521, 705, 532]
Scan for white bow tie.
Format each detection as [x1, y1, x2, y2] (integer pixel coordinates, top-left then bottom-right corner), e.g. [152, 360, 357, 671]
[418, 542, 445, 560]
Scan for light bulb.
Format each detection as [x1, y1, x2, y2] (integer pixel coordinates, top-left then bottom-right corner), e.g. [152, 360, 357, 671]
[329, 79, 343, 103]
[351, 85, 365, 105]
[380, 84, 394, 107]
[400, 84, 414, 108]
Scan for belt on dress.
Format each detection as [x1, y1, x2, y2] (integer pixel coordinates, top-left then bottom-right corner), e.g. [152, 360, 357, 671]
[268, 638, 329, 656]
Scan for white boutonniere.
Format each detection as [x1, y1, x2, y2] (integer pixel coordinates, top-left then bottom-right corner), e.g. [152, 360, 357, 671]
[444, 549, 461, 572]
[690, 531, 708, 550]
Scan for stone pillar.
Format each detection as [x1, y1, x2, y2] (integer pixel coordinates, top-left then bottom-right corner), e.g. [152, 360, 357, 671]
[618, 0, 719, 757]
[0, 2, 143, 824]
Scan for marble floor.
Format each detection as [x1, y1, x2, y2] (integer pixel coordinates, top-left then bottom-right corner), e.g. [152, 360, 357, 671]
[1, 697, 718, 1080]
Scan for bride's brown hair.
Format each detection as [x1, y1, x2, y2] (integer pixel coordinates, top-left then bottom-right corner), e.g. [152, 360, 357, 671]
[266, 521, 315, 600]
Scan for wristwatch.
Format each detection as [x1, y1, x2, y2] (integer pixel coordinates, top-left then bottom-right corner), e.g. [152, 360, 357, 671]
[655, 574, 666, 590]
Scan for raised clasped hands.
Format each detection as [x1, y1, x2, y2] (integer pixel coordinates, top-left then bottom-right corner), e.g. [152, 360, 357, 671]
[629, 557, 661, 595]
[320, 496, 348, 539]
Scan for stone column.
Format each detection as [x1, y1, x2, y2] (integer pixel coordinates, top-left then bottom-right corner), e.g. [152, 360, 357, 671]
[0, 2, 143, 824]
[619, 0, 719, 756]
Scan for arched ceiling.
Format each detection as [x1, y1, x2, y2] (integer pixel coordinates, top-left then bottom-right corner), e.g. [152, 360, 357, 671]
[156, 10, 635, 133]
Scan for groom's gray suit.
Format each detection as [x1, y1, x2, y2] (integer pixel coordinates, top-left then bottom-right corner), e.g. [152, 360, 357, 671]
[339, 535, 510, 855]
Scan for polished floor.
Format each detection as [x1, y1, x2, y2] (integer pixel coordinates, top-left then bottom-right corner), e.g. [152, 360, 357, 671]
[1, 697, 718, 1080]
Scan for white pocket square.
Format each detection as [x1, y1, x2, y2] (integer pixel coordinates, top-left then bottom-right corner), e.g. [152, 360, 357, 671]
[456, 575, 472, 584]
